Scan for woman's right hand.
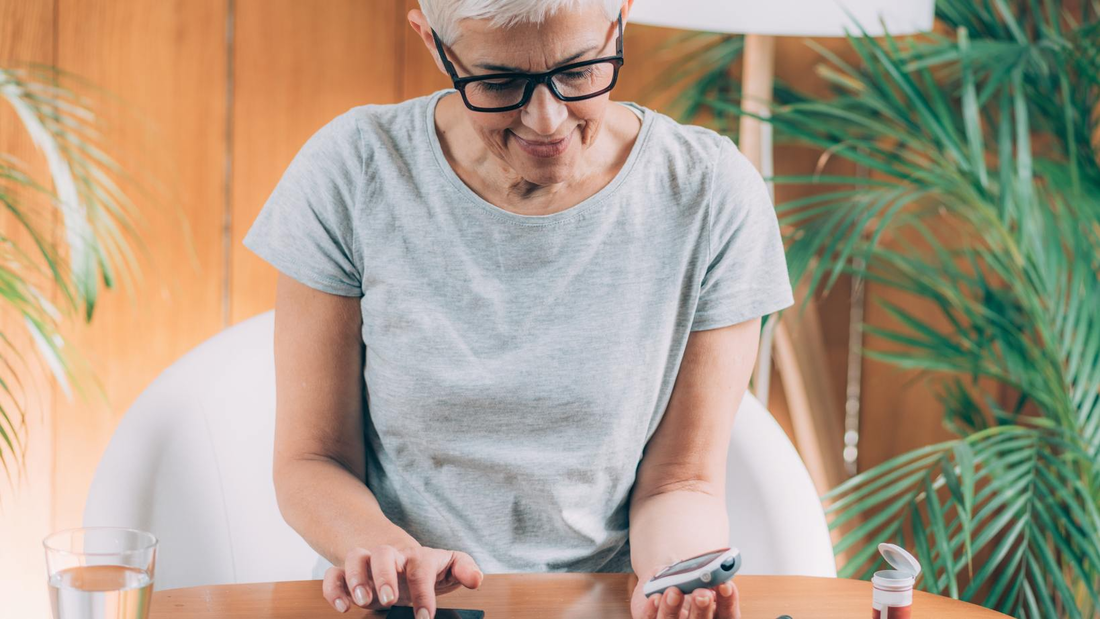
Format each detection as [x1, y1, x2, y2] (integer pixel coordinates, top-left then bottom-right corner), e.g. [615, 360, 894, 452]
[323, 544, 484, 617]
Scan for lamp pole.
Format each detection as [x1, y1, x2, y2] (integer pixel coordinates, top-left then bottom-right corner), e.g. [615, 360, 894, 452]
[736, 34, 847, 495]
[739, 34, 776, 406]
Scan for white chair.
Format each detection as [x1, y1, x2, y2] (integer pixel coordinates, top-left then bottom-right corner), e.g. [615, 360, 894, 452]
[83, 310, 836, 591]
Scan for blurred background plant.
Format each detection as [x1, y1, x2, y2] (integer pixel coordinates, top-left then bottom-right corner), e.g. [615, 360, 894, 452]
[651, 0, 1100, 616]
[0, 63, 156, 496]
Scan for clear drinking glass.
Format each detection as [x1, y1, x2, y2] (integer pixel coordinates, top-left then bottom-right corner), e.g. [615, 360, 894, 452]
[43, 527, 158, 619]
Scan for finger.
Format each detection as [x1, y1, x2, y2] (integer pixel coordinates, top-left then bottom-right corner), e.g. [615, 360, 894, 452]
[370, 545, 404, 607]
[342, 548, 374, 608]
[686, 588, 715, 619]
[642, 594, 661, 619]
[715, 581, 740, 619]
[405, 549, 440, 619]
[321, 566, 353, 613]
[657, 587, 685, 619]
[446, 551, 484, 590]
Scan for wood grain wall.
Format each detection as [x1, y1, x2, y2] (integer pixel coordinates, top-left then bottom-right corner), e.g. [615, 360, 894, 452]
[0, 2, 948, 617]
[0, 1, 58, 612]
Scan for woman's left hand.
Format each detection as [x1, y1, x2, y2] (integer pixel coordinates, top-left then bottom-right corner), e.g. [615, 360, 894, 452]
[629, 565, 741, 619]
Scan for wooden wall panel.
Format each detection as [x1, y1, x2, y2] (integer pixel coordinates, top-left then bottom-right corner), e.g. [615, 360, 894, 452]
[52, 0, 229, 535]
[860, 303, 955, 468]
[229, 0, 405, 324]
[401, 0, 452, 99]
[0, 2, 57, 616]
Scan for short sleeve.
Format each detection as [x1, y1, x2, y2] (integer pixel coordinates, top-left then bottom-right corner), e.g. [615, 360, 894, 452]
[691, 136, 794, 331]
[242, 110, 364, 297]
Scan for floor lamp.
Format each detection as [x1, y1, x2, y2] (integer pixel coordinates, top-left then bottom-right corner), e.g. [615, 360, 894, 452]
[630, 0, 935, 494]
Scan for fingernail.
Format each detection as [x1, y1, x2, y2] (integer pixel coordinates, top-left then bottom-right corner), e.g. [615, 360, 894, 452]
[650, 595, 660, 609]
[694, 591, 709, 607]
[379, 584, 395, 606]
[353, 585, 368, 606]
[666, 588, 682, 605]
[334, 598, 348, 613]
[416, 608, 430, 619]
[719, 581, 733, 597]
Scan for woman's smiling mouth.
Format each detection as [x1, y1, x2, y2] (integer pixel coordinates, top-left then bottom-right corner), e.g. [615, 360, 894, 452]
[511, 129, 572, 158]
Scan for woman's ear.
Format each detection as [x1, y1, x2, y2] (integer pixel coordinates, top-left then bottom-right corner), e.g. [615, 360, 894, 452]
[406, 9, 448, 75]
[620, 0, 635, 24]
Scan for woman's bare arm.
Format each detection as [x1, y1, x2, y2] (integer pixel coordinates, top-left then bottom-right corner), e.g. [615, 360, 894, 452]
[626, 318, 759, 618]
[272, 274, 482, 616]
[271, 273, 420, 566]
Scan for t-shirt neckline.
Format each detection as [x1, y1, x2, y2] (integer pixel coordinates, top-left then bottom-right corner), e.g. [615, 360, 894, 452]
[425, 88, 654, 226]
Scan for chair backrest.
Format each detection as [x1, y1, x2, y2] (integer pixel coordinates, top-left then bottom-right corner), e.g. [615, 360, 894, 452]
[726, 392, 836, 576]
[84, 310, 835, 591]
[83, 311, 317, 590]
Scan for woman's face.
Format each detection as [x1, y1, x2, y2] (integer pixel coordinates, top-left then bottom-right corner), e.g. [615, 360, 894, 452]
[428, 5, 625, 187]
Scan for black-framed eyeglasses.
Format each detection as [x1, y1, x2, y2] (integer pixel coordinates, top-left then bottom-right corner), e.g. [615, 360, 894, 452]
[431, 10, 624, 113]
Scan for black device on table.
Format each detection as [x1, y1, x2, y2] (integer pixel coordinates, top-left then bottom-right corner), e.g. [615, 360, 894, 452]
[386, 606, 485, 619]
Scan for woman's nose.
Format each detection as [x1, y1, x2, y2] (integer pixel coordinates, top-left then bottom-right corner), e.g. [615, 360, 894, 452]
[521, 83, 569, 136]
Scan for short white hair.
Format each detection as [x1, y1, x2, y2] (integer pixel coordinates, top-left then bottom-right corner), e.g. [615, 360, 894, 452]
[421, 0, 623, 46]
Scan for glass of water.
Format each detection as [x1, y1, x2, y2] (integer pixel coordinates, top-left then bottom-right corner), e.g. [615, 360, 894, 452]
[43, 527, 158, 619]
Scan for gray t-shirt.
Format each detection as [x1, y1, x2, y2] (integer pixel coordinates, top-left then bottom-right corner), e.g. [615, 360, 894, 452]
[243, 88, 793, 577]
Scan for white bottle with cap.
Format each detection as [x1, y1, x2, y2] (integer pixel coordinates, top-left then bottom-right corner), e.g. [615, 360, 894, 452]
[871, 543, 922, 618]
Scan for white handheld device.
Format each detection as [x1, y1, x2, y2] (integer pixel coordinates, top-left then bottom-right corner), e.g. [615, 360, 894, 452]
[642, 547, 742, 597]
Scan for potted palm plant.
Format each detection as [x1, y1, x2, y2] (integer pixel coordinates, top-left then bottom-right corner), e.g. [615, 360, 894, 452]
[0, 62, 152, 493]
[656, 0, 1100, 616]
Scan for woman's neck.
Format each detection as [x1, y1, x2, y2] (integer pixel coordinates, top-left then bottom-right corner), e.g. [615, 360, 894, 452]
[435, 93, 641, 216]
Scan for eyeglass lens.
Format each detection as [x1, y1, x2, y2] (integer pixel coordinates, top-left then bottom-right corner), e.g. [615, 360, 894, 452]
[464, 61, 617, 109]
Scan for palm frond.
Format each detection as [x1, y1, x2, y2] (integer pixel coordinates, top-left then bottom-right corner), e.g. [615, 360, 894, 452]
[825, 426, 1100, 617]
[0, 63, 154, 495]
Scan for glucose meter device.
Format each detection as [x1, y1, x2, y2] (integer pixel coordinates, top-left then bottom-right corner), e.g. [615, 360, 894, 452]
[643, 547, 742, 597]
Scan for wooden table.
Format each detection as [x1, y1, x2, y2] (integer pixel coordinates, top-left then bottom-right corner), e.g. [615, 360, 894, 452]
[150, 574, 1010, 618]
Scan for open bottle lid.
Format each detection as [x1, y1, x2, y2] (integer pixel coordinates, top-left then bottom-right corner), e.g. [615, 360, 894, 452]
[878, 543, 922, 577]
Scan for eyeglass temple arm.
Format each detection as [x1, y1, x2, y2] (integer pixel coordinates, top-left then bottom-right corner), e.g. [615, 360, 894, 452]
[616, 9, 624, 57]
[431, 30, 460, 79]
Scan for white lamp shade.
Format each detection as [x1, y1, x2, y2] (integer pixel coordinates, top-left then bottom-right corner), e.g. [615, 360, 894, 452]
[627, 0, 936, 36]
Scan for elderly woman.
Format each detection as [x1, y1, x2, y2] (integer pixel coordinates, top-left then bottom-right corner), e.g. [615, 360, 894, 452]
[243, 0, 792, 618]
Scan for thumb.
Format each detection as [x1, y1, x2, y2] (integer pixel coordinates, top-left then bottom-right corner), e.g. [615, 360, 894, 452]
[446, 551, 484, 589]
